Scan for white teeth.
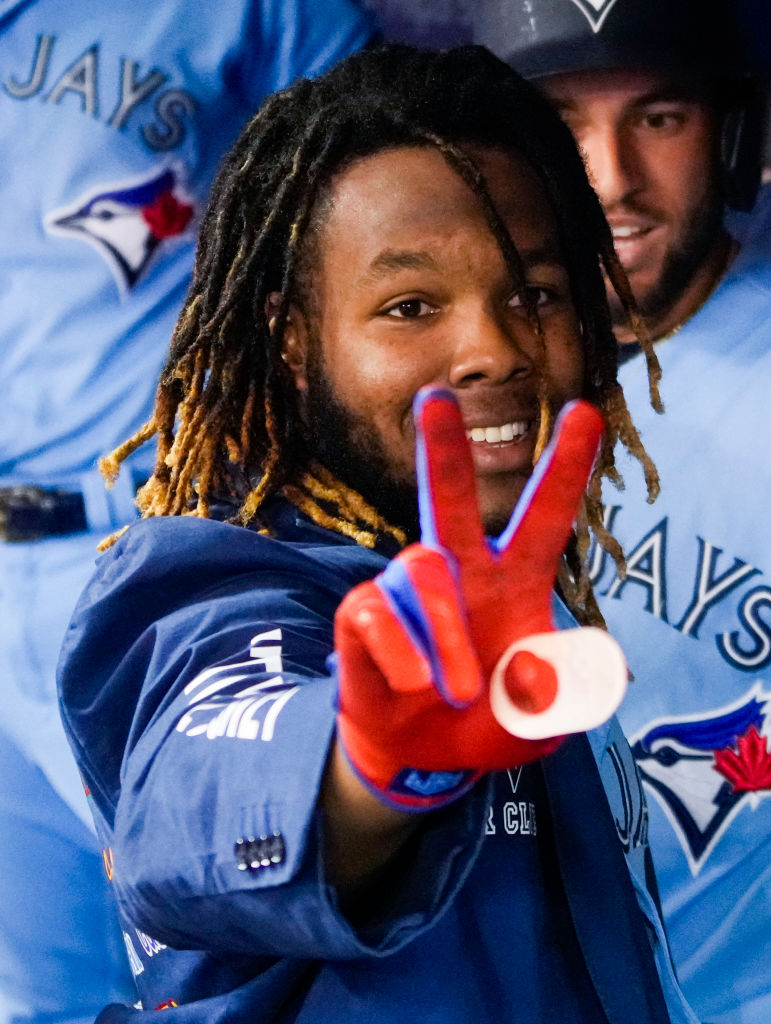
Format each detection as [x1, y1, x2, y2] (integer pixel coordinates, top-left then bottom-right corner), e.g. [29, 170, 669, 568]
[466, 421, 528, 444]
[612, 226, 640, 239]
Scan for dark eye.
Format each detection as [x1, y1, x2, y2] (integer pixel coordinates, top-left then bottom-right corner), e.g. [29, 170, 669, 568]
[385, 299, 435, 319]
[508, 286, 551, 310]
[641, 110, 685, 132]
[89, 204, 115, 221]
[654, 745, 680, 767]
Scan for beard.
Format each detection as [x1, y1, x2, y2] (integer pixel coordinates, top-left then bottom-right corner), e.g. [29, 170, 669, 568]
[607, 191, 725, 331]
[300, 346, 421, 542]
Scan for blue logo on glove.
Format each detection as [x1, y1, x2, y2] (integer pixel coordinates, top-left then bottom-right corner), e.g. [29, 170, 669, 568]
[391, 768, 473, 797]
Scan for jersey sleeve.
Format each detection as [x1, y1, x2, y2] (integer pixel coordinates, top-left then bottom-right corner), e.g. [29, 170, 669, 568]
[241, 0, 377, 100]
[58, 517, 487, 961]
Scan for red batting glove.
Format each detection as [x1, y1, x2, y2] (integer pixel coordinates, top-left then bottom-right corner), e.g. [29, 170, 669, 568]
[334, 387, 627, 811]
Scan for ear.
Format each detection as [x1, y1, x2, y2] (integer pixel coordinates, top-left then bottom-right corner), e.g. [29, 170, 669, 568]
[265, 292, 309, 393]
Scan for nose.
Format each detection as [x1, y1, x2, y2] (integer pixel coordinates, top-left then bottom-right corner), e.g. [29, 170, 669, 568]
[447, 311, 534, 389]
[581, 124, 642, 208]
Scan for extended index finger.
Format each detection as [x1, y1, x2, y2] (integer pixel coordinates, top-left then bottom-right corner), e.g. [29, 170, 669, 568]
[414, 387, 487, 561]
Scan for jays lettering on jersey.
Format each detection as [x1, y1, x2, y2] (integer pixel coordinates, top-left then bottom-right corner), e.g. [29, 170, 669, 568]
[591, 184, 771, 1024]
[57, 499, 698, 1023]
[0, 2, 374, 1020]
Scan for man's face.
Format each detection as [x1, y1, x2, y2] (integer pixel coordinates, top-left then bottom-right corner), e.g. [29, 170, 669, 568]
[541, 69, 725, 340]
[283, 145, 584, 537]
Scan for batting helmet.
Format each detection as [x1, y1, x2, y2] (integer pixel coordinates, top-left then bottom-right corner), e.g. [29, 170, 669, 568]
[475, 0, 765, 210]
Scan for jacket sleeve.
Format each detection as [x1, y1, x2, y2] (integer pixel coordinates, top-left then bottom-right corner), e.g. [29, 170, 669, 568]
[59, 519, 488, 961]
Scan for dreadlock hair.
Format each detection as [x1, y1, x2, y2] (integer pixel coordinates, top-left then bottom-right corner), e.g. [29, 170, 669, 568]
[100, 43, 662, 627]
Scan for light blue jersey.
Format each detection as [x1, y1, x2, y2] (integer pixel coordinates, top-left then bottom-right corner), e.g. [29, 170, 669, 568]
[0, 1, 374, 1020]
[593, 184, 771, 1024]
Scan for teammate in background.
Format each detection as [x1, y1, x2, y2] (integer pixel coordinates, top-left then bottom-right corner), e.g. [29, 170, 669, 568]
[0, 3, 374, 1020]
[57, 45, 698, 1023]
[479, 1, 771, 1021]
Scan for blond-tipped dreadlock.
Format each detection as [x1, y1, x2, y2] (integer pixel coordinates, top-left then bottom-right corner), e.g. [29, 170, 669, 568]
[98, 44, 662, 626]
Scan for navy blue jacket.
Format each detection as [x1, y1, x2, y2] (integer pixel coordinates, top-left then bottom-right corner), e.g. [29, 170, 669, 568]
[58, 501, 697, 1022]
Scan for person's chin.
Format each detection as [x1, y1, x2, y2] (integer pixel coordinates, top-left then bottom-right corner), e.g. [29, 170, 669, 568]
[607, 263, 664, 326]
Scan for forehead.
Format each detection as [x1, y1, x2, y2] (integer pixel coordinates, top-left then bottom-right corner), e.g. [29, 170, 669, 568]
[541, 67, 711, 110]
[315, 145, 563, 283]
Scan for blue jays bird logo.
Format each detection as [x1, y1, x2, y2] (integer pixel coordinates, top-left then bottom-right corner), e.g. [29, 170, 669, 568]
[45, 166, 195, 295]
[631, 684, 771, 875]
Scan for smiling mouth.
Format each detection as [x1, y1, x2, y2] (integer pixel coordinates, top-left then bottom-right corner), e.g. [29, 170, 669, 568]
[608, 224, 659, 272]
[465, 419, 531, 445]
[611, 224, 651, 240]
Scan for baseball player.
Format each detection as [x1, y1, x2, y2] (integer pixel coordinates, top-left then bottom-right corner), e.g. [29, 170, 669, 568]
[0, 1, 374, 1019]
[58, 45, 698, 1022]
[479, 2, 771, 1021]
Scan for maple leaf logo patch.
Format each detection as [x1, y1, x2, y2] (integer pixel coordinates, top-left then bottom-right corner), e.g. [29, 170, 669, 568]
[714, 725, 771, 793]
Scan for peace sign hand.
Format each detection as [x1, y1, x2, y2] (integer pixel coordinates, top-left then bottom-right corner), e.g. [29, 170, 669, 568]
[335, 387, 627, 811]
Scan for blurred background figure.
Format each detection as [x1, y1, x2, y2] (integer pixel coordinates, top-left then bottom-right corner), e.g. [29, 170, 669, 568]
[0, 1, 374, 1020]
[360, 0, 472, 47]
[472, 2, 771, 1023]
